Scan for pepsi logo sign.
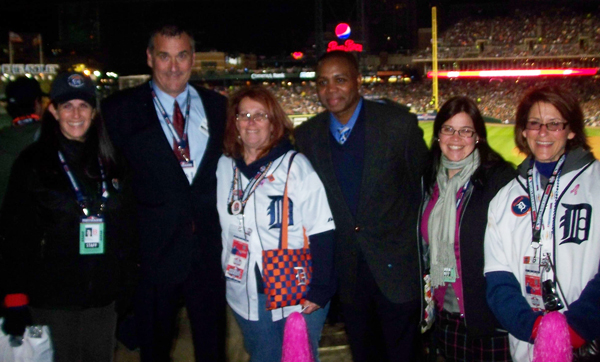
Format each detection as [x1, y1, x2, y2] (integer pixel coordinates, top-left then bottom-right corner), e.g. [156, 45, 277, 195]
[335, 23, 351, 40]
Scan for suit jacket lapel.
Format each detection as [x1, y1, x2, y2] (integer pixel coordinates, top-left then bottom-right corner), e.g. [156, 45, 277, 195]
[357, 102, 383, 219]
[190, 86, 219, 186]
[139, 86, 191, 189]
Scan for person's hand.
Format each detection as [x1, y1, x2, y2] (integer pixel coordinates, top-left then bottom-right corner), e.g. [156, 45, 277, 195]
[301, 300, 321, 315]
[1, 306, 32, 337]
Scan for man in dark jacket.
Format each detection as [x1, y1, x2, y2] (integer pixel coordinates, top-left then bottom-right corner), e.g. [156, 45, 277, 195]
[295, 51, 428, 362]
[0, 76, 46, 314]
[0, 76, 45, 206]
[101, 25, 227, 362]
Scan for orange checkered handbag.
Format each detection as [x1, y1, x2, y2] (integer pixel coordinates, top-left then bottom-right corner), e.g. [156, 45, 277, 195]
[262, 152, 312, 310]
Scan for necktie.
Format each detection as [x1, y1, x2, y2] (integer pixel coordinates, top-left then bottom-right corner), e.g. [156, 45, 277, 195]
[172, 101, 190, 162]
[338, 126, 351, 145]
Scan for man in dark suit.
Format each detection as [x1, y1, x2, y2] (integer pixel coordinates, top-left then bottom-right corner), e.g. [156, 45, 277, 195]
[295, 51, 428, 362]
[101, 25, 226, 362]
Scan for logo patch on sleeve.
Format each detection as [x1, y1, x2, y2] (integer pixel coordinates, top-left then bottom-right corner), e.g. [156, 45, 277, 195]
[511, 195, 531, 216]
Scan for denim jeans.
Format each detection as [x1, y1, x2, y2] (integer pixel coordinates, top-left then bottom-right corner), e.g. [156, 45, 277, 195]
[233, 293, 330, 362]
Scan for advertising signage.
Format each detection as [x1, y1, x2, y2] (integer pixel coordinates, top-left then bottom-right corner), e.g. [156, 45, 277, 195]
[327, 23, 363, 53]
[1, 63, 59, 75]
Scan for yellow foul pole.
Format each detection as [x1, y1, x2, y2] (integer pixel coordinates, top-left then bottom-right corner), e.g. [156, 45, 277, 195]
[432, 6, 438, 110]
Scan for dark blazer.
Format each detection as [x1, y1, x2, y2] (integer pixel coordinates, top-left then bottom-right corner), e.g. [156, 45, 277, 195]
[459, 160, 515, 337]
[0, 134, 137, 309]
[295, 99, 429, 304]
[101, 83, 227, 284]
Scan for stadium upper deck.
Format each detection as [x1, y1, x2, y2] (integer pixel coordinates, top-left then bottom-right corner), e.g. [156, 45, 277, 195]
[414, 6, 600, 66]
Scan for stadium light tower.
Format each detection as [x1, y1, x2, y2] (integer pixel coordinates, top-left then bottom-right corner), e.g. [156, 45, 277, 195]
[432, 6, 438, 111]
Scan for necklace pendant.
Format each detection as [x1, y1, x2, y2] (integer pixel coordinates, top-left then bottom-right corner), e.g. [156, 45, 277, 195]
[230, 200, 243, 215]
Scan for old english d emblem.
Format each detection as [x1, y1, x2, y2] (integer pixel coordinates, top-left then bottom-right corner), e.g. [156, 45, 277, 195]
[512, 195, 531, 216]
[294, 266, 308, 285]
[559, 203, 592, 245]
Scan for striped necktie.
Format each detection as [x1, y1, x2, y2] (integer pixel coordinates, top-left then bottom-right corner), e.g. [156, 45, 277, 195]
[172, 101, 190, 162]
[338, 126, 351, 144]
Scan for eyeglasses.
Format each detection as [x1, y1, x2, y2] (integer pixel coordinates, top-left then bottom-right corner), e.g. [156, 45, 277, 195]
[439, 125, 476, 138]
[525, 121, 568, 131]
[236, 112, 269, 123]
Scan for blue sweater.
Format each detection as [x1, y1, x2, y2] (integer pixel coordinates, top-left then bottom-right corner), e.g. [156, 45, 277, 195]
[329, 109, 365, 218]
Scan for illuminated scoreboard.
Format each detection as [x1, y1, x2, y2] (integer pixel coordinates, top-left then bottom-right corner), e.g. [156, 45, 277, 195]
[427, 68, 598, 78]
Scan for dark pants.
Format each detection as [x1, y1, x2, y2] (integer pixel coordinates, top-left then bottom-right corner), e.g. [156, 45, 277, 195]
[435, 310, 511, 362]
[341, 259, 421, 362]
[135, 262, 226, 362]
[31, 302, 117, 362]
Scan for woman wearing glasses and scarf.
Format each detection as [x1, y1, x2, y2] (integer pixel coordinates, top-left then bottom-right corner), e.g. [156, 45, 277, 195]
[420, 96, 515, 361]
[215, 86, 336, 362]
[484, 86, 600, 361]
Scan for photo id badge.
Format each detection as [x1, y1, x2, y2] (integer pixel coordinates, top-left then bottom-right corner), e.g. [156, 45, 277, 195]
[181, 160, 195, 183]
[443, 267, 457, 283]
[225, 225, 249, 283]
[80, 216, 105, 255]
[524, 257, 544, 311]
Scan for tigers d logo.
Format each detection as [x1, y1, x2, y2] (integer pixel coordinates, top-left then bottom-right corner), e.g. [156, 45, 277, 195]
[267, 195, 294, 229]
[294, 266, 308, 285]
[559, 203, 592, 245]
[512, 195, 531, 216]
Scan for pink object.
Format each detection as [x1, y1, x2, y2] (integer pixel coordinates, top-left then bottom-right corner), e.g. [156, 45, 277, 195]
[281, 312, 314, 362]
[533, 312, 572, 362]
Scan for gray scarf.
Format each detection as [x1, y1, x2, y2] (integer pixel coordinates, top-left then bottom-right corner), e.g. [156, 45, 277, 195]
[428, 149, 480, 288]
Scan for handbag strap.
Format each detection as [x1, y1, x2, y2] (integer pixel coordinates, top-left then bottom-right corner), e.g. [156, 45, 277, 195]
[279, 152, 308, 250]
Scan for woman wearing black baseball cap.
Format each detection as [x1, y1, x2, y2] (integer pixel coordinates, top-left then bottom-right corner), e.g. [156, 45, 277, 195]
[0, 72, 138, 361]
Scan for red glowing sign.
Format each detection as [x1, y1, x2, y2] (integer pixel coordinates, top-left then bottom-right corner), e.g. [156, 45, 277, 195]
[427, 68, 598, 78]
[327, 40, 363, 53]
[335, 23, 351, 40]
[292, 52, 303, 60]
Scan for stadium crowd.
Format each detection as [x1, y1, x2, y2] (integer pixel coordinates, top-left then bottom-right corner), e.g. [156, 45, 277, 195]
[213, 77, 600, 126]
[416, 6, 600, 59]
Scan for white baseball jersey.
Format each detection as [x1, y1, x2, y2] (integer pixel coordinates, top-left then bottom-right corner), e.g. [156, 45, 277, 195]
[216, 151, 335, 321]
[484, 158, 600, 361]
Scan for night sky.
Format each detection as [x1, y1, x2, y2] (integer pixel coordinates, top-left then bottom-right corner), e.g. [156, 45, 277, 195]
[4, 0, 438, 74]
[2, 0, 565, 75]
[1, 1, 352, 72]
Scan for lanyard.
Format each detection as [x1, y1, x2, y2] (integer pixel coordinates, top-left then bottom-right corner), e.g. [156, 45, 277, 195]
[149, 82, 191, 151]
[526, 154, 566, 249]
[58, 151, 109, 217]
[455, 180, 470, 209]
[227, 160, 273, 215]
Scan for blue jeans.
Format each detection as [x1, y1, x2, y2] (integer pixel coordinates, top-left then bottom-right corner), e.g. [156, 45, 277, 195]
[233, 293, 330, 362]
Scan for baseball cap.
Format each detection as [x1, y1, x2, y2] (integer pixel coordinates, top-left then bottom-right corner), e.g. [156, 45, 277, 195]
[50, 72, 96, 106]
[3, 77, 46, 106]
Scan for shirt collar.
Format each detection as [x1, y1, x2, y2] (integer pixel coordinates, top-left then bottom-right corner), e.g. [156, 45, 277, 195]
[234, 138, 294, 179]
[151, 81, 190, 111]
[329, 97, 363, 139]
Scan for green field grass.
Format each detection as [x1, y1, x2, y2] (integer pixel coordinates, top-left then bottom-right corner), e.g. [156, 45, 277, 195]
[419, 122, 600, 167]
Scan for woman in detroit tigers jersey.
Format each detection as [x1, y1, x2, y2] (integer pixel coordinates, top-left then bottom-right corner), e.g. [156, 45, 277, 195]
[216, 86, 335, 362]
[484, 86, 600, 361]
